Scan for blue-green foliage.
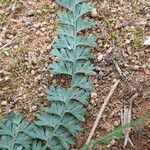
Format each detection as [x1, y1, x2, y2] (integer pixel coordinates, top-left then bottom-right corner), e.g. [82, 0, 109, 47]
[0, 0, 96, 150]
[31, 0, 96, 149]
[0, 112, 33, 150]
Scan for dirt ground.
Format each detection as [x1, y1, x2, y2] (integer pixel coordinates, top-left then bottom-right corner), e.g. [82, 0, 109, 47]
[0, 0, 150, 149]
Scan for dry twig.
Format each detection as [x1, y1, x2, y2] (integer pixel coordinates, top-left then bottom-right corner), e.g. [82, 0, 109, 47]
[121, 92, 139, 149]
[112, 58, 124, 78]
[0, 35, 18, 51]
[86, 79, 120, 144]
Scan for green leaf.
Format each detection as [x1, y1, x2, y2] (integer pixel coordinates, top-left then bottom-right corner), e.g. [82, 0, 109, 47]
[0, 112, 33, 150]
[51, 47, 92, 62]
[72, 88, 90, 105]
[30, 126, 52, 141]
[77, 18, 95, 32]
[73, 75, 92, 91]
[31, 141, 47, 150]
[51, 47, 74, 62]
[43, 102, 65, 117]
[75, 60, 96, 75]
[53, 36, 74, 50]
[57, 0, 88, 11]
[35, 113, 61, 127]
[61, 115, 82, 135]
[77, 36, 96, 46]
[50, 61, 73, 75]
[46, 86, 71, 103]
[67, 101, 86, 121]
[57, 12, 74, 25]
[75, 3, 92, 18]
[57, 25, 74, 37]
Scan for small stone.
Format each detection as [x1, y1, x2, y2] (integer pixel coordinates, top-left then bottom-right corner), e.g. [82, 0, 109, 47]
[132, 65, 140, 70]
[125, 39, 131, 44]
[41, 21, 47, 26]
[61, 79, 65, 83]
[114, 121, 120, 126]
[35, 30, 41, 35]
[31, 70, 36, 75]
[145, 69, 150, 75]
[30, 105, 37, 111]
[36, 9, 42, 14]
[8, 35, 14, 39]
[24, 20, 32, 26]
[91, 8, 98, 17]
[20, 16, 32, 26]
[40, 27, 46, 32]
[4, 51, 9, 56]
[28, 51, 37, 64]
[144, 37, 150, 46]
[91, 92, 97, 98]
[33, 23, 40, 29]
[37, 75, 41, 80]
[46, 45, 52, 50]
[52, 79, 57, 84]
[97, 53, 104, 62]
[90, 99, 95, 105]
[5, 76, 10, 81]
[14, 45, 19, 49]
[28, 9, 35, 16]
[50, 74, 54, 78]
[112, 78, 117, 83]
[1, 101, 7, 106]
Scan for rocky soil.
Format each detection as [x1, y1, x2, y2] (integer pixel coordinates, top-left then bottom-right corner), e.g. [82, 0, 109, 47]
[0, 0, 150, 149]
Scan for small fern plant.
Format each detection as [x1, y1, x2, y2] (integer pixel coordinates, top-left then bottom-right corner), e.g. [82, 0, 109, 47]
[30, 0, 96, 149]
[0, 0, 96, 149]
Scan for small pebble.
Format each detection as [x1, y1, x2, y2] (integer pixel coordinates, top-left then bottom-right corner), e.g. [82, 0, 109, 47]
[97, 53, 104, 62]
[91, 8, 98, 17]
[114, 121, 120, 126]
[14, 45, 19, 49]
[31, 70, 36, 75]
[40, 27, 46, 32]
[91, 92, 97, 98]
[1, 101, 7, 106]
[37, 75, 41, 80]
[28, 10, 35, 16]
[8, 35, 14, 39]
[36, 30, 41, 35]
[30, 105, 37, 111]
[33, 23, 40, 29]
[132, 65, 140, 70]
[50, 74, 54, 78]
[52, 79, 57, 84]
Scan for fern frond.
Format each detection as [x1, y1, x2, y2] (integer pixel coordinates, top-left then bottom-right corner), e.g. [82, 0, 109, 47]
[0, 112, 33, 150]
[30, 0, 96, 149]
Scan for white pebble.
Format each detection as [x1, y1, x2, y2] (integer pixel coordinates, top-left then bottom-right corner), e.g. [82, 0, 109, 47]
[97, 53, 104, 62]
[1, 101, 7, 106]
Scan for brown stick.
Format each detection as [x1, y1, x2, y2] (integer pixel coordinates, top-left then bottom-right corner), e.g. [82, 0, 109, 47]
[123, 92, 138, 148]
[0, 35, 18, 51]
[85, 79, 120, 144]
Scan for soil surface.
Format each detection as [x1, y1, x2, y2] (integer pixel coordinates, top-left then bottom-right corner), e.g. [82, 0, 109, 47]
[0, 0, 150, 149]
